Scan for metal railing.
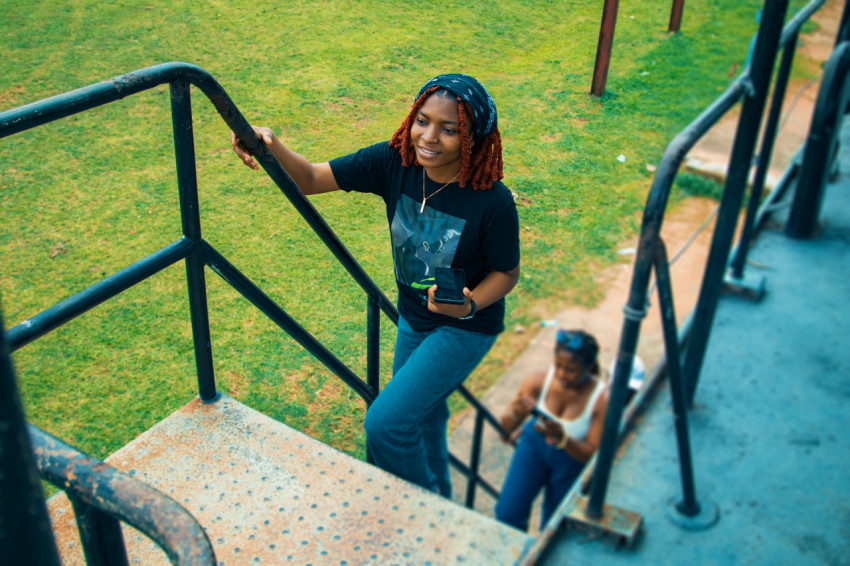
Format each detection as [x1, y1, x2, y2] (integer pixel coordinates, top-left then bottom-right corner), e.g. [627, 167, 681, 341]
[577, 0, 842, 530]
[521, 1, 847, 560]
[1, 310, 217, 566]
[0, 62, 508, 560]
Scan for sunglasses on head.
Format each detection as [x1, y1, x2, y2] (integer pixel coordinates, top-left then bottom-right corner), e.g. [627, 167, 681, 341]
[555, 328, 587, 352]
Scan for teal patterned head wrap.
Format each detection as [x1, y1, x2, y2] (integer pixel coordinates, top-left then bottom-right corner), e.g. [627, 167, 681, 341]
[416, 74, 498, 140]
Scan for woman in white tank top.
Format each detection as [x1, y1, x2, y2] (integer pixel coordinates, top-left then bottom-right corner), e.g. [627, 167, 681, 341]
[495, 329, 609, 532]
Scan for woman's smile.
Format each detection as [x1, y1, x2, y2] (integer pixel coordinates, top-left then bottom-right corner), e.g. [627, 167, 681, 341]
[410, 93, 464, 180]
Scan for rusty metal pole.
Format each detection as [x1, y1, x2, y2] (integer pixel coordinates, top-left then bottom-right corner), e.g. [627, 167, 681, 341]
[669, 0, 686, 33]
[591, 0, 619, 97]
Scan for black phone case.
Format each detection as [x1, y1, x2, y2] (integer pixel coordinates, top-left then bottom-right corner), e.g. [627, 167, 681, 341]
[434, 268, 466, 304]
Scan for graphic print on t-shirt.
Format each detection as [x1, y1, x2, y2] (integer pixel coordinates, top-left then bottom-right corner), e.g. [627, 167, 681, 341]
[391, 194, 466, 298]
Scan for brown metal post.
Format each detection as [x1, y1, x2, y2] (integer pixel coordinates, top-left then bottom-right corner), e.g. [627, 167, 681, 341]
[669, 0, 686, 33]
[591, 0, 620, 97]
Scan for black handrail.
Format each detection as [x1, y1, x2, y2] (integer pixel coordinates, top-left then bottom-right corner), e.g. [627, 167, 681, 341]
[586, 0, 805, 521]
[517, 2, 834, 561]
[5, 238, 193, 351]
[730, 0, 827, 278]
[787, 40, 850, 237]
[30, 424, 216, 566]
[0, 60, 509, 558]
[0, 311, 62, 566]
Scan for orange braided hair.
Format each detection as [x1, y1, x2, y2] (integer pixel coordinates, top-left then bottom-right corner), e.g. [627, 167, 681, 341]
[389, 87, 504, 191]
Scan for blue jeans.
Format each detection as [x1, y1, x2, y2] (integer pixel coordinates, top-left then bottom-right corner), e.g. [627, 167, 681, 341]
[364, 316, 497, 497]
[495, 419, 586, 531]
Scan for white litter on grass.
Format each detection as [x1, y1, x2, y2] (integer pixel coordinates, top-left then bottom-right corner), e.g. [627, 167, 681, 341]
[617, 154, 627, 163]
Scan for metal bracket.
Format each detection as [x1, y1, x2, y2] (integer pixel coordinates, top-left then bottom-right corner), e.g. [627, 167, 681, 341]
[741, 77, 757, 98]
[562, 495, 643, 549]
[722, 269, 766, 302]
[622, 303, 648, 322]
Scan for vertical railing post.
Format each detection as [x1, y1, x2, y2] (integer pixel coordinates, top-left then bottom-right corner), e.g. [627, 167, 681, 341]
[787, 42, 850, 239]
[170, 80, 217, 402]
[653, 242, 713, 523]
[366, 294, 381, 397]
[68, 495, 130, 566]
[669, 0, 686, 33]
[730, 32, 799, 281]
[837, 0, 850, 46]
[365, 295, 381, 465]
[590, 0, 620, 97]
[464, 411, 485, 509]
[586, 231, 654, 518]
[684, 0, 788, 404]
[0, 310, 62, 566]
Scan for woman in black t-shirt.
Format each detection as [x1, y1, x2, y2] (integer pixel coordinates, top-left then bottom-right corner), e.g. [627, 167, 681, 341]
[231, 74, 520, 497]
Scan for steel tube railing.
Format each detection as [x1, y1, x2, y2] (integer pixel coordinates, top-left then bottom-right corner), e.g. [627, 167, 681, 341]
[582, 77, 745, 520]
[652, 240, 699, 516]
[449, 453, 499, 499]
[731, 0, 825, 279]
[170, 79, 217, 402]
[587, 0, 790, 519]
[67, 493, 132, 566]
[731, 33, 798, 278]
[0, 313, 62, 566]
[1, 59, 510, 530]
[203, 241, 377, 404]
[366, 294, 383, 398]
[31, 425, 216, 565]
[682, 0, 788, 404]
[787, 41, 850, 237]
[465, 411, 486, 508]
[5, 238, 192, 351]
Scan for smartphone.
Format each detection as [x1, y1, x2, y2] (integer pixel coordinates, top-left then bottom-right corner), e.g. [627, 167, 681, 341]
[433, 267, 466, 304]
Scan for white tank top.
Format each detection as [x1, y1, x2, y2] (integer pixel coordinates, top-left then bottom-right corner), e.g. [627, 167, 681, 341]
[535, 364, 606, 440]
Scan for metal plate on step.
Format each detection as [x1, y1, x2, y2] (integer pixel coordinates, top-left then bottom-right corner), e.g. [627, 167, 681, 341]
[563, 495, 643, 548]
[47, 395, 532, 565]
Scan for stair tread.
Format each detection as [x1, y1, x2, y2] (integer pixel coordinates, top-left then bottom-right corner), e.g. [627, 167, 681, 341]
[48, 394, 532, 564]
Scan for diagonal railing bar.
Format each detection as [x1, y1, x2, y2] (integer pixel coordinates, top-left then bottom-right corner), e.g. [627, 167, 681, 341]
[5, 237, 193, 352]
[448, 453, 500, 499]
[202, 241, 377, 404]
[651, 238, 699, 517]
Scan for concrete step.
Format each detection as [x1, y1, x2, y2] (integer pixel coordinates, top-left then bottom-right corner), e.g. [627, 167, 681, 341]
[47, 395, 533, 565]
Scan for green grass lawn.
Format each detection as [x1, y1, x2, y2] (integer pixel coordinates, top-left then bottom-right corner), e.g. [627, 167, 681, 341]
[0, 0, 822, 466]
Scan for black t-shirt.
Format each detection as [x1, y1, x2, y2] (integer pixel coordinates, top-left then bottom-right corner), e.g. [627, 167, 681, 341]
[329, 141, 520, 335]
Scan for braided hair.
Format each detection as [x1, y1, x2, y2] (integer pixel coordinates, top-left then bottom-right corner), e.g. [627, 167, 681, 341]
[389, 86, 504, 191]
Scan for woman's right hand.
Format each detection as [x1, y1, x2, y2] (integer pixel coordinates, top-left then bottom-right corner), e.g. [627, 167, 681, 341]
[230, 126, 275, 170]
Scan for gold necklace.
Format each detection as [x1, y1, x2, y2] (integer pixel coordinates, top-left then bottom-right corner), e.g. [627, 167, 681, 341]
[421, 169, 460, 213]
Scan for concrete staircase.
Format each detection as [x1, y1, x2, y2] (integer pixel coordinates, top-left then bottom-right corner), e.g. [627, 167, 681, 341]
[47, 394, 533, 565]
